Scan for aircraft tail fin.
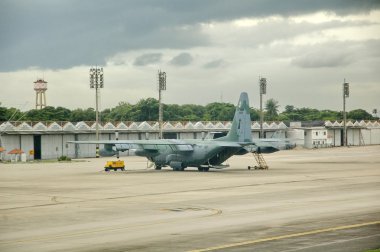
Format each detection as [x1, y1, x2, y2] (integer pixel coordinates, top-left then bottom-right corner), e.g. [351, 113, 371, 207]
[219, 92, 252, 143]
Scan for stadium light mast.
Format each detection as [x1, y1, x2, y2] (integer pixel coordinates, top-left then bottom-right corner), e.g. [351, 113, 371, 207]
[158, 70, 166, 139]
[343, 79, 349, 147]
[90, 67, 104, 158]
[373, 109, 378, 118]
[259, 77, 267, 138]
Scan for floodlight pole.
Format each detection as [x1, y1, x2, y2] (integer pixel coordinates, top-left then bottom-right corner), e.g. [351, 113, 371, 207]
[96, 86, 99, 146]
[259, 77, 267, 138]
[343, 79, 349, 147]
[90, 67, 104, 158]
[158, 70, 166, 139]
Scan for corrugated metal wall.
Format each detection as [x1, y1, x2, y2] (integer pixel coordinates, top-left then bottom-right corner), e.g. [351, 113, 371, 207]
[1, 127, 380, 160]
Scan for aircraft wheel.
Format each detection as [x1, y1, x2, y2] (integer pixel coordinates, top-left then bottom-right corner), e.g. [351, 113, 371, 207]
[198, 167, 209, 172]
[173, 167, 185, 171]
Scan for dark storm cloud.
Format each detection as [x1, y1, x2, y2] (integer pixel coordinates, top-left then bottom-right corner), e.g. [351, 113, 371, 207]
[134, 53, 162, 66]
[0, 0, 379, 71]
[290, 40, 380, 68]
[203, 59, 225, 69]
[169, 53, 193, 66]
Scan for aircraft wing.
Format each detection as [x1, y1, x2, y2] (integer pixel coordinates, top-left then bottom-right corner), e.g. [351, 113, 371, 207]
[67, 139, 194, 152]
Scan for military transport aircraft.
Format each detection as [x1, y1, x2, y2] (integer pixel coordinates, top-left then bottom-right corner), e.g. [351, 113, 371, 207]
[68, 92, 280, 171]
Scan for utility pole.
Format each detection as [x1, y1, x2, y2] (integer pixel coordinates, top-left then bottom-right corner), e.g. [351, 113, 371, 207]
[343, 79, 349, 146]
[259, 77, 267, 138]
[90, 67, 104, 157]
[158, 70, 166, 139]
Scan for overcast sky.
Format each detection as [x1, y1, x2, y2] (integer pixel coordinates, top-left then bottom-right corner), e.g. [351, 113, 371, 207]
[0, 0, 379, 114]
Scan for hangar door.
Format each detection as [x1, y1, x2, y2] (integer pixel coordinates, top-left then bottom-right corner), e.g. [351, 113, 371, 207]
[33, 135, 42, 160]
[163, 133, 177, 139]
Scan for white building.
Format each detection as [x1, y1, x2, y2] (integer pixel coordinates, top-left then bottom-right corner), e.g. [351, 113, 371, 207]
[303, 127, 329, 149]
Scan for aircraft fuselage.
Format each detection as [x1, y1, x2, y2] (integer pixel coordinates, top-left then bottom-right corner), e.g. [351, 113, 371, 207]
[135, 140, 241, 170]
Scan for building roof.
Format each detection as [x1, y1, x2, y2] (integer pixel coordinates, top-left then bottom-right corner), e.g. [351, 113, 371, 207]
[0, 120, 378, 134]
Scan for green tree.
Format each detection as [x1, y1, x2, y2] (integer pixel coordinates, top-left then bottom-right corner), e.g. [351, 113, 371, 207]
[249, 108, 260, 121]
[131, 98, 159, 121]
[100, 108, 111, 122]
[0, 107, 6, 121]
[181, 104, 205, 121]
[55, 107, 71, 121]
[300, 108, 321, 121]
[23, 106, 71, 121]
[0, 106, 16, 121]
[102, 102, 133, 121]
[70, 108, 95, 122]
[347, 109, 373, 120]
[284, 105, 295, 113]
[2, 99, 377, 123]
[265, 98, 280, 121]
[164, 104, 182, 121]
[203, 102, 235, 121]
[24, 108, 45, 121]
[319, 110, 340, 121]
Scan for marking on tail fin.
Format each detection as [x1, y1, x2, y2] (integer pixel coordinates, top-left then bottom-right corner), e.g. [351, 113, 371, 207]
[223, 92, 252, 143]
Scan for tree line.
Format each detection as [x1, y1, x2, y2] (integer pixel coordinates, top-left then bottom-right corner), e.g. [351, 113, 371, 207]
[0, 98, 377, 123]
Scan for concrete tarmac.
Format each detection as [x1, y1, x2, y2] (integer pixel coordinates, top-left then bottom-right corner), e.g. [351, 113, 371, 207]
[0, 146, 379, 252]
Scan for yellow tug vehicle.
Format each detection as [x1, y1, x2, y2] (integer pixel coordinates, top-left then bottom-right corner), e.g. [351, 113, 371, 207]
[104, 160, 125, 171]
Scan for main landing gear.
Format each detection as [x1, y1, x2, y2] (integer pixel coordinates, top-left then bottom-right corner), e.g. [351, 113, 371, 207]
[154, 165, 162, 170]
[198, 167, 210, 172]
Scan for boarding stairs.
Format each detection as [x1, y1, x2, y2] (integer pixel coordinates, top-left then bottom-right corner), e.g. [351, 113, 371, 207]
[248, 152, 269, 170]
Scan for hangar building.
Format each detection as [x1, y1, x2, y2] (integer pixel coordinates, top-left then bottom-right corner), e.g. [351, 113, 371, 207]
[0, 120, 379, 161]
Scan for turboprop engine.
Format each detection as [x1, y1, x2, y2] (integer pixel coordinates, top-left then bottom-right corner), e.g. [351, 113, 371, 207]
[166, 154, 187, 170]
[99, 144, 118, 157]
[169, 161, 186, 170]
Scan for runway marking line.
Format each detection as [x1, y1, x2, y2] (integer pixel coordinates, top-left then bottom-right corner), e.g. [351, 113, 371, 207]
[279, 233, 380, 252]
[188, 220, 380, 252]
